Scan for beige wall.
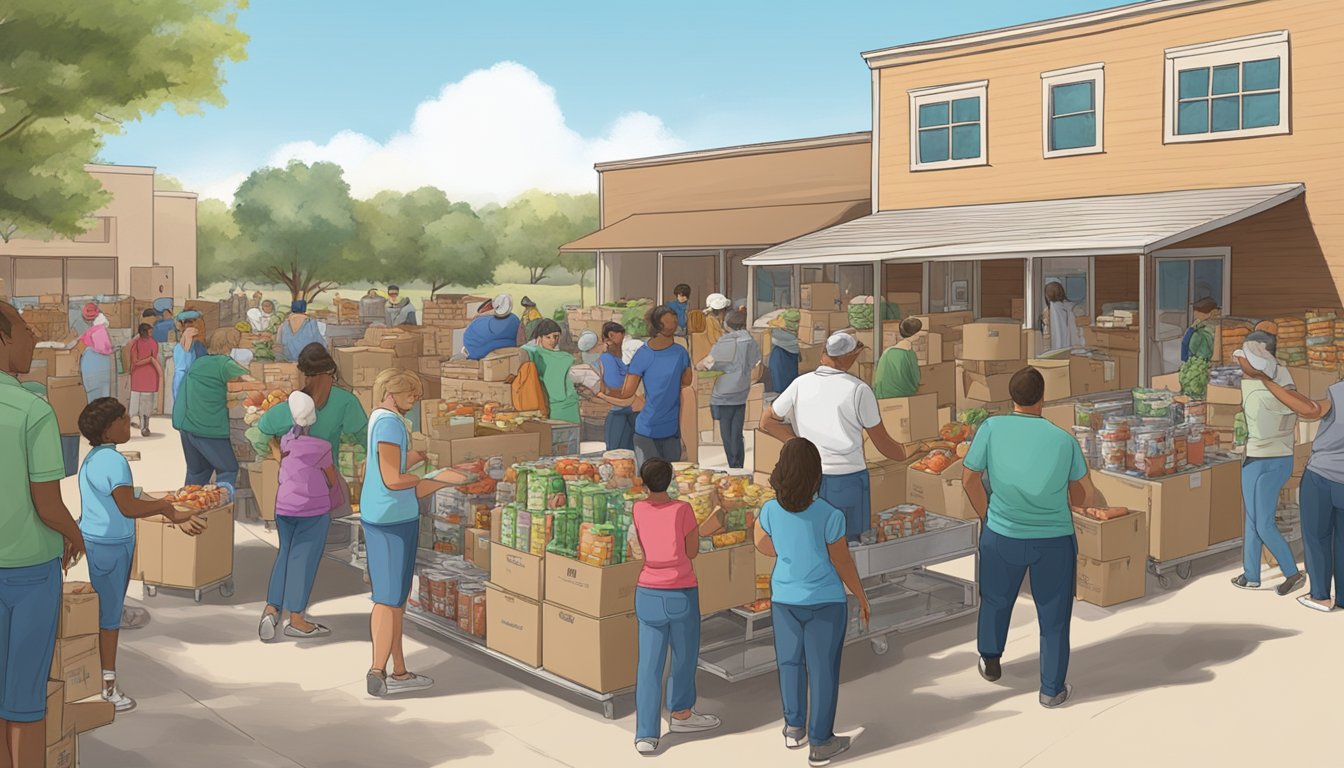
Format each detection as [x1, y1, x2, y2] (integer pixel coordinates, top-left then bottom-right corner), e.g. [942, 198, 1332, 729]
[154, 192, 198, 299]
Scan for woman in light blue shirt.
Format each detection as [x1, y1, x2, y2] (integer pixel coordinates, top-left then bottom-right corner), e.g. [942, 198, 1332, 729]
[753, 438, 870, 766]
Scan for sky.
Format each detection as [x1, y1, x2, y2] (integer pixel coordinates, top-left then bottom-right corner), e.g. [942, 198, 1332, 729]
[101, 0, 1121, 204]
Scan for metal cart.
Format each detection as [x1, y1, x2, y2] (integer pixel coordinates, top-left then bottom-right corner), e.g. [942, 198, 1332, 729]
[1149, 503, 1302, 588]
[143, 576, 235, 603]
[697, 513, 980, 682]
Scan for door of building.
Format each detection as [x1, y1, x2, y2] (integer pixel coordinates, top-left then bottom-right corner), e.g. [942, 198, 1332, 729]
[1152, 248, 1229, 374]
[658, 252, 718, 309]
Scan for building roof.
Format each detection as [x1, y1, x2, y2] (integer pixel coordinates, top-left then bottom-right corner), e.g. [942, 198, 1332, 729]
[742, 184, 1304, 266]
[84, 163, 155, 176]
[593, 132, 871, 172]
[560, 200, 870, 252]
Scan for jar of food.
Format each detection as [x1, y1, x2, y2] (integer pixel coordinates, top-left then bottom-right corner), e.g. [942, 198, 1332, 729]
[1101, 439, 1127, 471]
[1187, 425, 1205, 464]
[1172, 428, 1189, 470]
[1073, 427, 1097, 463]
[1075, 402, 1097, 429]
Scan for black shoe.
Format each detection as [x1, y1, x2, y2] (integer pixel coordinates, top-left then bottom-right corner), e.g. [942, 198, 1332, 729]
[1231, 575, 1261, 590]
[1277, 572, 1307, 596]
[978, 656, 1002, 682]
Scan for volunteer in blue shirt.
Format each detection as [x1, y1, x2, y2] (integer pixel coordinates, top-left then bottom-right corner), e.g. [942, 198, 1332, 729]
[152, 308, 177, 343]
[669, 284, 691, 337]
[77, 397, 204, 713]
[171, 310, 208, 402]
[462, 294, 523, 360]
[962, 367, 1095, 709]
[618, 306, 693, 467]
[595, 322, 640, 451]
[753, 437, 869, 766]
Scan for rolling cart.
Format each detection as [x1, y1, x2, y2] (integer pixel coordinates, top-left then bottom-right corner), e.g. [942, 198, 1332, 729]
[1149, 503, 1301, 588]
[143, 576, 235, 603]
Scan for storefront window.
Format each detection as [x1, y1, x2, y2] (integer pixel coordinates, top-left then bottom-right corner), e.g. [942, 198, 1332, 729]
[928, 261, 976, 313]
[835, 264, 874, 304]
[754, 266, 794, 318]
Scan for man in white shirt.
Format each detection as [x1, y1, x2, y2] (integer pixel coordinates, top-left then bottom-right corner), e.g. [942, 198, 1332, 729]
[760, 332, 909, 541]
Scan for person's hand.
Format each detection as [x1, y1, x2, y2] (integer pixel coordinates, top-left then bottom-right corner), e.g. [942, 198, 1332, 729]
[63, 534, 86, 573]
[857, 595, 872, 629]
[177, 515, 208, 536]
[1236, 353, 1268, 380]
[407, 450, 427, 467]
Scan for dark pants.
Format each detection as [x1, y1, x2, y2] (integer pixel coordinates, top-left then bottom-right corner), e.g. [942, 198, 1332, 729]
[180, 431, 239, 490]
[634, 587, 700, 740]
[819, 470, 871, 542]
[772, 601, 847, 744]
[634, 433, 682, 468]
[605, 406, 637, 452]
[1299, 470, 1344, 605]
[267, 515, 332, 614]
[712, 404, 746, 469]
[977, 528, 1076, 697]
[769, 347, 800, 395]
[60, 435, 80, 478]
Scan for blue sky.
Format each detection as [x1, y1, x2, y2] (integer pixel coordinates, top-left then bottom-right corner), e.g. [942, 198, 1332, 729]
[102, 0, 1120, 201]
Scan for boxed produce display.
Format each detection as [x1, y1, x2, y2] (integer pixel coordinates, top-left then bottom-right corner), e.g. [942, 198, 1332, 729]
[135, 495, 234, 588]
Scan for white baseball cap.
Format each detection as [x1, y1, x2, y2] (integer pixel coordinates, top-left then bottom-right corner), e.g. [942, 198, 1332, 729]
[576, 330, 600, 352]
[825, 331, 861, 357]
[706, 293, 731, 311]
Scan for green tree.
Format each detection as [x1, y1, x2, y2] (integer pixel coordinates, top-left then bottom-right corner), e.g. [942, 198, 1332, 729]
[0, 1, 248, 240]
[491, 191, 598, 284]
[232, 161, 357, 302]
[422, 209, 498, 295]
[196, 199, 250, 291]
[351, 187, 466, 283]
[559, 251, 596, 306]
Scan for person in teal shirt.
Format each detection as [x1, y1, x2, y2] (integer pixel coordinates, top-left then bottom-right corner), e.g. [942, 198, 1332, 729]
[257, 343, 368, 464]
[961, 367, 1094, 710]
[173, 328, 249, 492]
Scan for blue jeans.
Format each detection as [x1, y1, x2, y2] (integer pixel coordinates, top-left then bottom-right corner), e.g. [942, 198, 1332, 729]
[712, 404, 746, 469]
[60, 435, 80, 478]
[634, 433, 682, 468]
[634, 587, 700, 740]
[0, 558, 61, 722]
[769, 347, 799, 395]
[363, 519, 419, 607]
[977, 528, 1076, 698]
[819, 470, 871, 542]
[605, 406, 636, 452]
[267, 515, 332, 614]
[180, 431, 239, 489]
[772, 601, 847, 744]
[1242, 457, 1298, 582]
[86, 539, 135, 630]
[1299, 470, 1344, 605]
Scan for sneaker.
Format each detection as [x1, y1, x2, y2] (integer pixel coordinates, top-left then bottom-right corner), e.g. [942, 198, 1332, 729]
[635, 739, 659, 755]
[366, 670, 388, 697]
[1040, 684, 1074, 709]
[384, 671, 434, 696]
[783, 725, 807, 749]
[1231, 575, 1260, 590]
[1277, 572, 1307, 596]
[140, 426, 151, 437]
[1298, 595, 1336, 613]
[978, 656, 1002, 682]
[101, 686, 137, 713]
[120, 606, 151, 630]
[809, 736, 852, 766]
[283, 622, 331, 638]
[258, 612, 279, 643]
[667, 710, 721, 733]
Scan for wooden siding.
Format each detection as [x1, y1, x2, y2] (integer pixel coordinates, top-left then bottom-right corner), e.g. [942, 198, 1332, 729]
[981, 259, 1026, 318]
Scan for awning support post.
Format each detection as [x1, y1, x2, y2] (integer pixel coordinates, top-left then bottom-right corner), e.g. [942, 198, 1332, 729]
[1138, 251, 1149, 386]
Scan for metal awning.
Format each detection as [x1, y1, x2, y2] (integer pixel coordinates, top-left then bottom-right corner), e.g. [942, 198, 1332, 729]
[741, 184, 1304, 265]
[559, 200, 870, 252]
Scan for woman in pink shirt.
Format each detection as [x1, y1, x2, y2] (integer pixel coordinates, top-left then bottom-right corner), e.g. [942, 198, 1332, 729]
[630, 458, 724, 755]
[128, 322, 162, 437]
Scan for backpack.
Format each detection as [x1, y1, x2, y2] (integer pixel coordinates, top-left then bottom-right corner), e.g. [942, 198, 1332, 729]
[511, 360, 549, 417]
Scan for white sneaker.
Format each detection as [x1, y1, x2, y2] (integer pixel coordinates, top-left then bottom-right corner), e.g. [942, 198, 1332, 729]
[635, 739, 659, 755]
[258, 612, 279, 643]
[667, 711, 721, 733]
[101, 686, 137, 713]
[383, 672, 434, 696]
[784, 725, 808, 749]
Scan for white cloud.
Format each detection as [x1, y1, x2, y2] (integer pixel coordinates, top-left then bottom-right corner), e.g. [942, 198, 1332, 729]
[192, 62, 685, 203]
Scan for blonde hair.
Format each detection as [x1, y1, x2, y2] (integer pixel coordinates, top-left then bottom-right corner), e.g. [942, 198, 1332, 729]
[208, 327, 242, 355]
[373, 368, 421, 405]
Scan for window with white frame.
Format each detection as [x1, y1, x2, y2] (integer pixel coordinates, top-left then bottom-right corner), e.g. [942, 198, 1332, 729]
[1164, 31, 1289, 143]
[1041, 63, 1104, 157]
[908, 81, 988, 170]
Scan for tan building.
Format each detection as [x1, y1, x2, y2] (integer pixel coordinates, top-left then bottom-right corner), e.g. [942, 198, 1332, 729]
[0, 163, 198, 301]
[747, 0, 1343, 380]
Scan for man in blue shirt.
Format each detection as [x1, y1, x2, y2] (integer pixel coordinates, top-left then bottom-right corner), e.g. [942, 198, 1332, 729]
[462, 294, 523, 360]
[152, 308, 177, 344]
[618, 307, 693, 466]
[669, 284, 691, 337]
[595, 322, 640, 451]
[962, 367, 1095, 710]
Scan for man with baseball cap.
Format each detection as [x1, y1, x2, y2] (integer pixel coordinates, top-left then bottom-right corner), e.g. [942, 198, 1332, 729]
[761, 331, 908, 541]
[462, 293, 524, 360]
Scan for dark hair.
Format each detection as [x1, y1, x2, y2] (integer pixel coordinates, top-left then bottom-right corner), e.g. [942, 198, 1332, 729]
[601, 321, 625, 340]
[387, 285, 400, 292]
[640, 458, 674, 494]
[673, 284, 691, 298]
[1010, 367, 1046, 407]
[297, 342, 338, 377]
[291, 300, 308, 314]
[648, 305, 678, 334]
[0, 300, 16, 338]
[1044, 281, 1068, 304]
[1192, 297, 1220, 314]
[770, 439, 823, 513]
[725, 309, 747, 331]
[79, 397, 127, 446]
[531, 319, 562, 340]
[142, 308, 158, 318]
[899, 317, 923, 339]
[137, 323, 152, 336]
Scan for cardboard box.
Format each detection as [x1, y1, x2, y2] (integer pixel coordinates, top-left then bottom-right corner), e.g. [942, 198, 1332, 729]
[135, 504, 235, 588]
[798, 342, 823, 373]
[448, 432, 541, 466]
[466, 527, 492, 572]
[417, 355, 447, 377]
[1150, 372, 1181, 392]
[1085, 327, 1140, 352]
[692, 545, 755, 615]
[913, 311, 975, 335]
[519, 420, 581, 458]
[1206, 383, 1242, 405]
[798, 310, 833, 345]
[916, 361, 958, 408]
[958, 359, 1024, 376]
[1092, 470, 1211, 560]
[46, 376, 87, 435]
[1030, 359, 1071, 402]
[1069, 356, 1120, 396]
[801, 283, 841, 311]
[1073, 510, 1148, 562]
[869, 457, 922, 521]
[1043, 402, 1075, 432]
[961, 321, 1023, 361]
[1076, 554, 1146, 607]
[50, 635, 99, 703]
[489, 544, 544, 601]
[1205, 403, 1239, 429]
[247, 458, 279, 521]
[334, 347, 396, 388]
[1289, 366, 1338, 399]
[542, 603, 637, 693]
[44, 681, 63, 746]
[32, 348, 79, 378]
[57, 583, 99, 639]
[544, 552, 641, 618]
[485, 583, 543, 667]
[46, 729, 75, 768]
[439, 378, 514, 404]
[960, 367, 1014, 403]
[907, 460, 975, 519]
[65, 699, 115, 734]
[1208, 458, 1244, 545]
[1293, 441, 1312, 477]
[871, 394, 939, 443]
[482, 347, 524, 382]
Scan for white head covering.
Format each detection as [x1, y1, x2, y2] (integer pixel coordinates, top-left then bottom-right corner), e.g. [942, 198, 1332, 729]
[246, 307, 268, 333]
[92, 313, 109, 328]
[230, 347, 254, 367]
[825, 331, 859, 357]
[576, 330, 599, 353]
[493, 294, 513, 317]
[288, 390, 318, 428]
[706, 293, 730, 311]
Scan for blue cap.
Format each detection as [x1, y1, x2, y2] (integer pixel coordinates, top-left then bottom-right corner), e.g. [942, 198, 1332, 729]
[176, 310, 203, 321]
[291, 300, 308, 314]
[152, 297, 174, 313]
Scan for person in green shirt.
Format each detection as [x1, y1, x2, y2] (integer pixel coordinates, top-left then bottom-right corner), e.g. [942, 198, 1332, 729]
[525, 319, 580, 424]
[962, 367, 1095, 710]
[172, 327, 249, 491]
[0, 300, 85, 766]
[258, 343, 368, 463]
[873, 317, 924, 399]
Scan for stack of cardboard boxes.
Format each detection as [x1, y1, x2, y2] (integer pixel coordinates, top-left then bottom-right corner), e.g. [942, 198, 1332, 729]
[20, 302, 70, 342]
[421, 294, 490, 366]
[48, 583, 117, 766]
[957, 320, 1028, 414]
[1074, 510, 1150, 607]
[909, 311, 974, 409]
[416, 401, 545, 468]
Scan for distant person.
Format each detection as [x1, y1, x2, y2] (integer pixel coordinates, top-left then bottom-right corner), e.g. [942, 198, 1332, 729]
[1042, 281, 1085, 354]
[77, 397, 204, 713]
[525, 320, 580, 424]
[669, 284, 692, 337]
[173, 328, 249, 493]
[576, 330, 603, 367]
[873, 318, 924, 399]
[257, 343, 368, 472]
[462, 294, 523, 360]
[385, 285, 417, 326]
[617, 306, 693, 466]
[76, 304, 114, 401]
[277, 300, 326, 362]
[754, 438, 869, 765]
[0, 300, 85, 768]
[171, 310, 208, 402]
[703, 293, 731, 346]
[152, 307, 176, 343]
[767, 310, 802, 395]
[697, 309, 760, 469]
[962, 367, 1094, 709]
[127, 322, 163, 437]
[595, 322, 641, 452]
[1181, 298, 1220, 363]
[520, 296, 544, 338]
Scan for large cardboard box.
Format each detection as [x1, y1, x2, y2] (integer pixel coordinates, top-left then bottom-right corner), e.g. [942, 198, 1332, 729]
[1208, 458, 1243, 545]
[46, 729, 75, 768]
[692, 545, 755, 615]
[960, 367, 1014, 403]
[801, 283, 841, 311]
[466, 527, 491, 573]
[1069, 356, 1122, 396]
[542, 603, 638, 693]
[449, 432, 541, 466]
[46, 376, 86, 435]
[519, 420, 581, 458]
[1073, 510, 1148, 562]
[1289, 366, 1338, 399]
[1043, 402, 1075, 432]
[913, 311, 975, 337]
[66, 699, 115, 734]
[872, 394, 939, 443]
[490, 544, 544, 601]
[1092, 470, 1211, 561]
[544, 553, 641, 618]
[1084, 327, 1140, 352]
[44, 681, 63, 745]
[50, 635, 99, 703]
[1150, 372, 1181, 392]
[1205, 403, 1239, 429]
[869, 459, 908, 520]
[917, 362, 958, 408]
[907, 460, 975, 519]
[1206, 383, 1242, 405]
[1076, 554, 1146, 607]
[440, 378, 514, 404]
[485, 583, 543, 667]
[1030, 359, 1071, 402]
[57, 583, 99, 639]
[334, 347, 396, 388]
[798, 310, 834, 345]
[247, 459, 279, 521]
[959, 359, 1024, 376]
[32, 348, 80, 378]
[482, 347, 524, 382]
[961, 321, 1023, 361]
[135, 504, 235, 588]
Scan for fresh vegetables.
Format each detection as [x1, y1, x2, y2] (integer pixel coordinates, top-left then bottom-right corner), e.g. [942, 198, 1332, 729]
[1178, 356, 1210, 398]
[957, 408, 990, 427]
[939, 422, 974, 443]
[912, 449, 957, 474]
[847, 296, 876, 330]
[163, 484, 228, 510]
[252, 340, 276, 361]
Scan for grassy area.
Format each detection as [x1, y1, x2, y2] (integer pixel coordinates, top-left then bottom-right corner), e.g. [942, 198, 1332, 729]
[200, 282, 592, 319]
